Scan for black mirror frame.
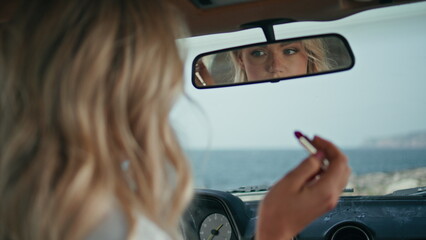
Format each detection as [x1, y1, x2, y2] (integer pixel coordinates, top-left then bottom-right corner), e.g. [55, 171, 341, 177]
[191, 33, 355, 89]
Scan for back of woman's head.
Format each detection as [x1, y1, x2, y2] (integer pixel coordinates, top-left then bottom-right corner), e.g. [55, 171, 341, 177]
[0, 0, 192, 239]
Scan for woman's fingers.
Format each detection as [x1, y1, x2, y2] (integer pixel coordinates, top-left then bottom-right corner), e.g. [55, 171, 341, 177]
[308, 136, 351, 202]
[284, 152, 324, 191]
[312, 135, 343, 161]
[256, 135, 352, 240]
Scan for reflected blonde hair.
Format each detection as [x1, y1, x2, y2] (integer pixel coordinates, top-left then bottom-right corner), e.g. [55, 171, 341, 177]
[0, 0, 192, 240]
[230, 38, 331, 83]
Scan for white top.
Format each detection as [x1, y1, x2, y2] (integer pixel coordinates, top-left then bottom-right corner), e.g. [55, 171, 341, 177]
[85, 204, 172, 240]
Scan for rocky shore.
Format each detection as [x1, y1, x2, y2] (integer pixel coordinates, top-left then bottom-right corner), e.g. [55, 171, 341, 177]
[345, 167, 426, 196]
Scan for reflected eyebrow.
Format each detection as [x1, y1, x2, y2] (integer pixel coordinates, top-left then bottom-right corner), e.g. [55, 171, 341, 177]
[250, 46, 267, 49]
[279, 41, 300, 47]
[246, 46, 267, 52]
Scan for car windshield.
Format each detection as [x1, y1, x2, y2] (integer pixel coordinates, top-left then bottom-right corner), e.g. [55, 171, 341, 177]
[172, 2, 426, 197]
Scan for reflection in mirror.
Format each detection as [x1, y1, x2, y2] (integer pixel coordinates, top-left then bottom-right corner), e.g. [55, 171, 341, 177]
[193, 35, 354, 88]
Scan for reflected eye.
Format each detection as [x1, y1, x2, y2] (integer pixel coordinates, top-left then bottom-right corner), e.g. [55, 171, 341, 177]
[250, 50, 266, 57]
[283, 48, 298, 55]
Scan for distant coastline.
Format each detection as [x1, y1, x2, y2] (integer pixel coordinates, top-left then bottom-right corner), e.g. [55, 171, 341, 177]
[362, 131, 426, 149]
[188, 148, 426, 192]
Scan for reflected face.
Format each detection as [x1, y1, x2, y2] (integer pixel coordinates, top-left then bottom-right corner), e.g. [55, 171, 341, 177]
[239, 42, 308, 81]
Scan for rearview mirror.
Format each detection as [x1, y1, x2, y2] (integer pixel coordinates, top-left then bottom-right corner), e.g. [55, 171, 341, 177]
[192, 34, 354, 88]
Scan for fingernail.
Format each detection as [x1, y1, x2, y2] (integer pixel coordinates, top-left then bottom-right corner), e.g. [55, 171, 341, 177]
[314, 151, 324, 160]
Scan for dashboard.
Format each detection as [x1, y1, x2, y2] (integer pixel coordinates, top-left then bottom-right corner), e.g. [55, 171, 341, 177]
[181, 189, 426, 240]
[182, 189, 255, 240]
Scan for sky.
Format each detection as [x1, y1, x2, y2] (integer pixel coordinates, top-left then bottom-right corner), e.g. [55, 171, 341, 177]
[171, 2, 426, 150]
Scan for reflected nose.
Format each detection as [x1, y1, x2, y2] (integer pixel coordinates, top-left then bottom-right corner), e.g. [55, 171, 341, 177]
[266, 53, 286, 73]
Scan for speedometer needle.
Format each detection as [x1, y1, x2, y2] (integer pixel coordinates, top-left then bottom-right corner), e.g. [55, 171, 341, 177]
[207, 224, 223, 240]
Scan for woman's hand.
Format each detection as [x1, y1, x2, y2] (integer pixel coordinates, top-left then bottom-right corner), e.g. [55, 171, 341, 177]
[194, 60, 215, 87]
[256, 136, 351, 240]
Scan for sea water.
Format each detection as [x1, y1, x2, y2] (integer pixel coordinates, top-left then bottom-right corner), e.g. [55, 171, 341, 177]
[186, 149, 426, 191]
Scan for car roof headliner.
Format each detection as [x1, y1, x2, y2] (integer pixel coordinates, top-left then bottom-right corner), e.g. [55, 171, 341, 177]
[177, 0, 424, 37]
[0, 0, 423, 37]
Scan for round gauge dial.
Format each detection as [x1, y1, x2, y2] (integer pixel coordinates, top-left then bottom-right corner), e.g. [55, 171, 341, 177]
[199, 213, 232, 240]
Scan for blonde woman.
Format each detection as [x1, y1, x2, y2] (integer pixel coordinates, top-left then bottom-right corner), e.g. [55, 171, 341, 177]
[0, 1, 191, 239]
[231, 38, 331, 82]
[0, 0, 350, 240]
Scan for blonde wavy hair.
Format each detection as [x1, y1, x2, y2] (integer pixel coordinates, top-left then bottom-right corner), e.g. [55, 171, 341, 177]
[0, 0, 192, 240]
[230, 38, 331, 83]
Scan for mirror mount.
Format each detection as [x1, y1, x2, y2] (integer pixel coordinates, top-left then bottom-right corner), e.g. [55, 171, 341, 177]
[240, 18, 295, 42]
